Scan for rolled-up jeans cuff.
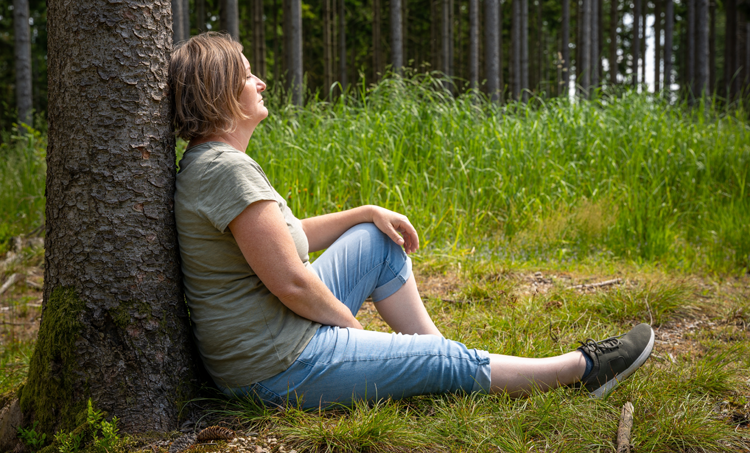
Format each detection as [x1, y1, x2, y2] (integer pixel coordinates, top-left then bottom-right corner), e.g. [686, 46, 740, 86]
[371, 256, 412, 302]
[471, 350, 492, 394]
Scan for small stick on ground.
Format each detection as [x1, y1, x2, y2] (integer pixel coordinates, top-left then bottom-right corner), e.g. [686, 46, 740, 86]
[0, 274, 22, 295]
[617, 401, 634, 453]
[567, 278, 623, 291]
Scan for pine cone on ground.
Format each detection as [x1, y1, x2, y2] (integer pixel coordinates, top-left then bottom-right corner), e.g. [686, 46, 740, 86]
[196, 426, 236, 443]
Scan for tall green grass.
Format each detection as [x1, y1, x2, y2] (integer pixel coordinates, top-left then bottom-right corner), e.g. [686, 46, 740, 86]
[249, 74, 750, 273]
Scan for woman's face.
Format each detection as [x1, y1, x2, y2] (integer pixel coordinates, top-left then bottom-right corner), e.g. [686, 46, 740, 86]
[239, 54, 268, 127]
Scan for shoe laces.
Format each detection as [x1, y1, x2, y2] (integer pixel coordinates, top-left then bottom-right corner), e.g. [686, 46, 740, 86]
[579, 334, 623, 354]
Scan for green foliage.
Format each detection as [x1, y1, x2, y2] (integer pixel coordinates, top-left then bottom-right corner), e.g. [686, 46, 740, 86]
[86, 399, 121, 453]
[54, 429, 83, 453]
[18, 421, 47, 451]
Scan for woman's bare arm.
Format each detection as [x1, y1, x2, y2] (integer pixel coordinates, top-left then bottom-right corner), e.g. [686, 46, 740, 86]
[301, 205, 419, 254]
[229, 200, 363, 329]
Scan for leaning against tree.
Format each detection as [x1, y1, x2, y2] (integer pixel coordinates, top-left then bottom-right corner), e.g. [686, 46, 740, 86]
[169, 32, 655, 409]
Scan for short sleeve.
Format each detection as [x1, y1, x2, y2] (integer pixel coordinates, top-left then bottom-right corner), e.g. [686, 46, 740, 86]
[198, 150, 278, 233]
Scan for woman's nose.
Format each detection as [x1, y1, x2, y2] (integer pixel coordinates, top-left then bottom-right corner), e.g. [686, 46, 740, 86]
[258, 79, 266, 93]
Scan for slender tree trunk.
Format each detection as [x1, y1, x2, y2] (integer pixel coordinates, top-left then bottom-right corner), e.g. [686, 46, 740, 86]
[537, 0, 544, 92]
[576, 0, 582, 81]
[633, 0, 640, 86]
[183, 0, 190, 38]
[512, 0, 521, 98]
[220, 0, 239, 40]
[324, 0, 333, 92]
[598, 0, 604, 84]
[432, 0, 440, 72]
[562, 0, 570, 96]
[470, 0, 479, 90]
[485, 0, 500, 99]
[725, 0, 737, 98]
[373, 0, 382, 79]
[338, 0, 346, 90]
[289, 0, 303, 104]
[580, 0, 591, 93]
[664, 0, 673, 91]
[442, 0, 451, 82]
[13, 0, 32, 128]
[195, 0, 206, 32]
[640, 4, 646, 85]
[687, 0, 695, 94]
[392, 0, 404, 71]
[591, 0, 599, 89]
[521, 0, 529, 99]
[709, 0, 715, 92]
[20, 0, 195, 436]
[609, 0, 617, 85]
[654, 0, 662, 91]
[499, 0, 504, 96]
[402, 0, 408, 67]
[172, 0, 185, 42]
[695, 0, 708, 98]
[252, 0, 267, 79]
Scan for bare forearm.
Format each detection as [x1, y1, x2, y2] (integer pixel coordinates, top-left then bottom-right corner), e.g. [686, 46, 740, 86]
[301, 205, 375, 252]
[278, 271, 362, 329]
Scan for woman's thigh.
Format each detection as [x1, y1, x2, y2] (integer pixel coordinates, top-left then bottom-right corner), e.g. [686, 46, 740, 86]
[309, 223, 411, 314]
[241, 326, 492, 409]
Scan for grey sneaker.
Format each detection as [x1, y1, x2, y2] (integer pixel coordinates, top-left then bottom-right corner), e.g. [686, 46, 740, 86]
[576, 323, 655, 398]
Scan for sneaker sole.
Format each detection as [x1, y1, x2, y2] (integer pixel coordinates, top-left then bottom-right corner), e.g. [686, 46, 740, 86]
[589, 326, 655, 398]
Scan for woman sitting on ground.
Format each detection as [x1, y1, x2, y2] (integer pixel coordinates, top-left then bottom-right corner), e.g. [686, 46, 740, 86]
[169, 32, 654, 408]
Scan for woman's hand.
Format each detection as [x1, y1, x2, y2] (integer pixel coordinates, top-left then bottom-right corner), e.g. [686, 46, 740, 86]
[370, 207, 419, 254]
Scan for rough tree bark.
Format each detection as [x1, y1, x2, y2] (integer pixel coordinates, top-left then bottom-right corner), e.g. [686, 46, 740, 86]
[13, 0, 32, 128]
[392, 0, 404, 71]
[220, 0, 240, 40]
[469, 0, 479, 90]
[19, 0, 196, 436]
[609, 0, 617, 85]
[562, 0, 570, 96]
[485, 0, 500, 99]
[171, 0, 186, 42]
[252, 0, 267, 79]
[664, 0, 673, 90]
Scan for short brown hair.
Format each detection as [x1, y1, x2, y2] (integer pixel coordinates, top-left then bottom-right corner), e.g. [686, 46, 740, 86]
[169, 32, 249, 141]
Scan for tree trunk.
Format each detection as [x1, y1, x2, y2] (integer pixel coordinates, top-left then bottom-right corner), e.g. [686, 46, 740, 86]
[598, 0, 604, 84]
[373, 0, 382, 79]
[664, 0, 673, 90]
[695, 0, 708, 97]
[324, 0, 333, 92]
[512, 0, 521, 98]
[182, 0, 190, 38]
[591, 0, 599, 89]
[289, 0, 303, 104]
[172, 0, 185, 42]
[640, 3, 646, 85]
[19, 0, 195, 436]
[195, 0, 206, 32]
[725, 0, 737, 98]
[273, 0, 280, 82]
[442, 0, 451, 78]
[485, 0, 500, 99]
[392, 0, 404, 71]
[469, 0, 479, 90]
[562, 0, 570, 96]
[338, 0, 346, 90]
[580, 0, 591, 93]
[220, 0, 240, 40]
[252, 0, 267, 79]
[609, 0, 617, 85]
[537, 0, 544, 92]
[521, 0, 529, 99]
[13, 0, 32, 128]
[633, 0, 640, 86]
[709, 0, 715, 92]
[687, 0, 695, 94]
[654, 0, 662, 91]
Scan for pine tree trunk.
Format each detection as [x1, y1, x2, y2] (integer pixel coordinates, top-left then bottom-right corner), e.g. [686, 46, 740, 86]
[725, 0, 737, 98]
[633, 0, 640, 86]
[709, 0, 715, 92]
[373, 0, 382, 80]
[172, 0, 185, 42]
[640, 4, 646, 85]
[324, 0, 333, 92]
[273, 0, 280, 82]
[338, 0, 347, 90]
[485, 0, 500, 99]
[537, 0, 544, 92]
[512, 0, 521, 98]
[580, 0, 591, 92]
[196, 0, 206, 32]
[609, 0, 618, 85]
[654, 0, 662, 91]
[182, 0, 190, 38]
[13, 0, 32, 128]
[220, 0, 239, 40]
[664, 0, 673, 90]
[562, 0, 570, 96]
[442, 0, 451, 78]
[20, 0, 196, 436]
[591, 0, 599, 89]
[470, 0, 479, 90]
[687, 0, 695, 94]
[289, 0, 303, 104]
[521, 0, 529, 98]
[392, 0, 404, 71]
[252, 0, 267, 79]
[695, 0, 709, 97]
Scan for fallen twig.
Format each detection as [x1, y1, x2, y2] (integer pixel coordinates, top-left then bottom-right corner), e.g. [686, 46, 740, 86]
[617, 401, 634, 453]
[567, 278, 623, 291]
[0, 274, 22, 295]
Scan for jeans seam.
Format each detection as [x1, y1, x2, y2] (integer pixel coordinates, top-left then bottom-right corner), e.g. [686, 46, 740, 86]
[311, 352, 482, 366]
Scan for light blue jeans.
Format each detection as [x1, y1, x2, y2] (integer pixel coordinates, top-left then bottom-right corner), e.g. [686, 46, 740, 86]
[223, 223, 492, 409]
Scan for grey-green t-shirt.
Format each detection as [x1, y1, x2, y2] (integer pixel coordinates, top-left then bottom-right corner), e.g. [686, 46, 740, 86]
[175, 142, 320, 388]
